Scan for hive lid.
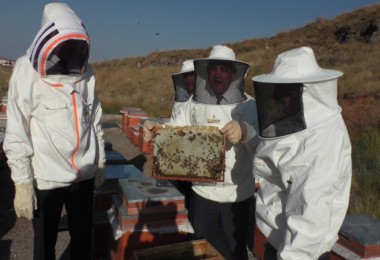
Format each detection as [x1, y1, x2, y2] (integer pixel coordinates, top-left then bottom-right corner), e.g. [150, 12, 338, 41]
[119, 178, 184, 204]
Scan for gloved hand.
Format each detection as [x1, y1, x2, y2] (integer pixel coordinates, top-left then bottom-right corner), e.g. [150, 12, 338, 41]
[143, 120, 157, 142]
[14, 183, 37, 219]
[220, 120, 247, 144]
[94, 162, 105, 189]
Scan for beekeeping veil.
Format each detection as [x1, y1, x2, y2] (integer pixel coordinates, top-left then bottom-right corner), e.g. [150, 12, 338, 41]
[252, 46, 343, 138]
[27, 2, 90, 77]
[171, 59, 195, 102]
[193, 45, 249, 104]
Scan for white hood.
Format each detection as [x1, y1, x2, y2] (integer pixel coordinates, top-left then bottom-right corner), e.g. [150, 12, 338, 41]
[27, 3, 89, 77]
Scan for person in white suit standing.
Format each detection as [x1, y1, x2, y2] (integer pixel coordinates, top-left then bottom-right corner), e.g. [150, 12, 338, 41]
[145, 45, 259, 259]
[170, 59, 196, 120]
[252, 46, 352, 260]
[4, 3, 105, 259]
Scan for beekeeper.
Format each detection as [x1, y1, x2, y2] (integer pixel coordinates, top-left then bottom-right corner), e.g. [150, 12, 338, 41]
[252, 46, 352, 260]
[4, 3, 105, 259]
[169, 59, 196, 215]
[145, 45, 259, 259]
[170, 59, 195, 121]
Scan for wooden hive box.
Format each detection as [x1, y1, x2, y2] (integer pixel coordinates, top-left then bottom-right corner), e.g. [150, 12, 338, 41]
[132, 239, 225, 260]
[336, 214, 380, 258]
[94, 164, 146, 211]
[151, 125, 225, 182]
[127, 110, 149, 139]
[112, 194, 189, 231]
[118, 177, 185, 216]
[139, 118, 169, 155]
[121, 107, 141, 133]
[131, 125, 141, 146]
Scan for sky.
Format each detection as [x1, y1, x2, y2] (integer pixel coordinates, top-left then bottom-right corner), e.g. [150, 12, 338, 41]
[1, 0, 379, 62]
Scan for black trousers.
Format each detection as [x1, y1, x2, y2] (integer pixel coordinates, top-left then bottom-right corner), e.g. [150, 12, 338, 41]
[32, 178, 94, 260]
[192, 192, 253, 260]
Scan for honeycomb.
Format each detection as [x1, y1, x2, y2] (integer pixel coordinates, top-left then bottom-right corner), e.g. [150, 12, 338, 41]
[152, 125, 225, 182]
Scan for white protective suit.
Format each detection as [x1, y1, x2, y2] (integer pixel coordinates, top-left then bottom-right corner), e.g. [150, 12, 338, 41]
[4, 3, 105, 190]
[169, 48, 259, 202]
[252, 47, 352, 259]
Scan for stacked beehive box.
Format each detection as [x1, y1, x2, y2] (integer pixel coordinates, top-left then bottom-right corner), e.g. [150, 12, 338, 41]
[109, 177, 192, 260]
[126, 110, 149, 139]
[94, 150, 146, 259]
[331, 215, 380, 259]
[120, 107, 142, 134]
[138, 117, 170, 155]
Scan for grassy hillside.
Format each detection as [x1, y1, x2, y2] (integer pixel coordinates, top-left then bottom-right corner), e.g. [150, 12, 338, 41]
[0, 3, 379, 218]
[92, 3, 380, 116]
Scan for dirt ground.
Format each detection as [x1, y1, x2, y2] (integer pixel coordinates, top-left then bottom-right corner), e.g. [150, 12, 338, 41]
[0, 114, 151, 260]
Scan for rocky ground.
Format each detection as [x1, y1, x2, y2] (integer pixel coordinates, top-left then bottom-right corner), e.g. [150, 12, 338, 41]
[0, 114, 256, 259]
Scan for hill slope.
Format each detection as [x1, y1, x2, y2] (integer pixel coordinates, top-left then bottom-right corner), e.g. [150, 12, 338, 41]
[92, 3, 380, 118]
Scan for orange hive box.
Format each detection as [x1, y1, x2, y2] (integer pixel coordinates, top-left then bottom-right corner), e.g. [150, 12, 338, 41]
[127, 110, 149, 139]
[121, 107, 141, 133]
[109, 177, 190, 260]
[138, 118, 169, 155]
[335, 214, 380, 258]
[131, 125, 141, 146]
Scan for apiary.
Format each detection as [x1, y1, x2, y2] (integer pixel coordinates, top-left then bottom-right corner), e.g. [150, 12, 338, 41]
[151, 125, 225, 182]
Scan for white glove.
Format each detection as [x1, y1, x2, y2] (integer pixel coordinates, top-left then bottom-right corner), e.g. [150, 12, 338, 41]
[94, 162, 105, 189]
[220, 120, 247, 144]
[143, 120, 156, 142]
[14, 183, 37, 219]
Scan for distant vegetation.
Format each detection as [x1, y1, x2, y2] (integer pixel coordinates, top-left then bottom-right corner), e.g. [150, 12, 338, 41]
[1, 3, 379, 219]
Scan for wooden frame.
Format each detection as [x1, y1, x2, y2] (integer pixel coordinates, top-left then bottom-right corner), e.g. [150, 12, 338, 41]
[151, 125, 225, 182]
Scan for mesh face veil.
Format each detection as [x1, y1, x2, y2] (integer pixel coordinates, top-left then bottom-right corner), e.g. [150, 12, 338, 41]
[45, 39, 89, 75]
[27, 3, 90, 77]
[254, 82, 306, 138]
